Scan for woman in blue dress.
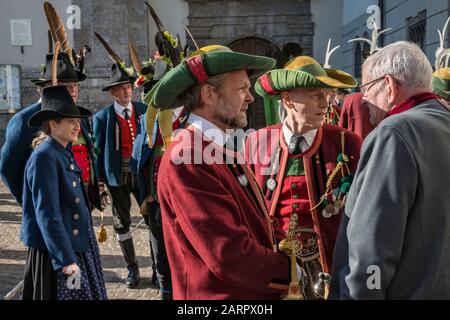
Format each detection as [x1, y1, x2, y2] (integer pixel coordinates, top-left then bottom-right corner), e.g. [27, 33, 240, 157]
[21, 85, 107, 300]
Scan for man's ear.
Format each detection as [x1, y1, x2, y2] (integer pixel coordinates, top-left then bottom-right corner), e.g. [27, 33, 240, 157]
[281, 91, 294, 109]
[109, 88, 116, 98]
[386, 75, 398, 104]
[200, 83, 217, 107]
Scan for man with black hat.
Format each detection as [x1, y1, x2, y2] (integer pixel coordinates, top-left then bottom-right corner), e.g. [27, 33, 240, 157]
[93, 61, 147, 288]
[0, 51, 101, 211]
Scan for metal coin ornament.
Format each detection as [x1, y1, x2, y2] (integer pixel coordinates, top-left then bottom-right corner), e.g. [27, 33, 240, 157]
[266, 178, 277, 191]
[237, 174, 248, 187]
[322, 203, 336, 218]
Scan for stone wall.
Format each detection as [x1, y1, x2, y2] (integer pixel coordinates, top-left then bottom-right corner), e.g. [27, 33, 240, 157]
[73, 0, 149, 114]
[1, 0, 315, 145]
[0, 0, 150, 146]
[186, 0, 313, 54]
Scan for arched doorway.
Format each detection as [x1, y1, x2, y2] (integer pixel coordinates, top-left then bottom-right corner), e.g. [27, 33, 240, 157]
[228, 37, 282, 130]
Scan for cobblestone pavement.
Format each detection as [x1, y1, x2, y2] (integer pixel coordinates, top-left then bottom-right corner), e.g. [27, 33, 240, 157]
[0, 181, 160, 300]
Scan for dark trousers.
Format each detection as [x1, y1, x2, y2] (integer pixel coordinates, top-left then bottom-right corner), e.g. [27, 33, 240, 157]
[144, 201, 172, 296]
[108, 172, 141, 234]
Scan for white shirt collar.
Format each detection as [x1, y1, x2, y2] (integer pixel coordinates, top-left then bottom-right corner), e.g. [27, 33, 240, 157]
[187, 112, 230, 146]
[172, 106, 184, 122]
[282, 120, 317, 153]
[114, 100, 133, 118]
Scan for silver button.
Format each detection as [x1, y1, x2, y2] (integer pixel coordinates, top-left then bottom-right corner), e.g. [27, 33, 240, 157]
[74, 197, 80, 204]
[72, 181, 77, 187]
[52, 259, 56, 264]
[70, 164, 75, 170]
[73, 229, 79, 236]
[73, 213, 80, 220]
[266, 178, 277, 191]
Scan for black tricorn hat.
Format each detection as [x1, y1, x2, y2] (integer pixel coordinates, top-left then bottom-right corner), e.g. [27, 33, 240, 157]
[28, 85, 91, 127]
[31, 52, 86, 86]
[102, 63, 136, 91]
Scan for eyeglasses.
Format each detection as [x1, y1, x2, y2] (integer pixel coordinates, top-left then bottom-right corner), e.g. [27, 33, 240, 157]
[358, 75, 386, 94]
[359, 74, 401, 94]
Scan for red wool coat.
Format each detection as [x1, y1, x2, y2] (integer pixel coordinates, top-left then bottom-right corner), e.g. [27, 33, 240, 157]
[157, 126, 290, 300]
[338, 92, 375, 140]
[245, 124, 362, 272]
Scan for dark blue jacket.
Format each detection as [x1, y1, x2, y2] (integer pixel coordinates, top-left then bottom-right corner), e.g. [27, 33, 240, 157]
[93, 101, 147, 187]
[131, 109, 188, 203]
[21, 137, 91, 270]
[131, 112, 158, 203]
[0, 102, 41, 205]
[0, 101, 102, 209]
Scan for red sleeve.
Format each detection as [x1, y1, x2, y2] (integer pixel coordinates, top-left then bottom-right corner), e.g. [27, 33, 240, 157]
[338, 103, 349, 129]
[346, 131, 363, 172]
[159, 159, 289, 294]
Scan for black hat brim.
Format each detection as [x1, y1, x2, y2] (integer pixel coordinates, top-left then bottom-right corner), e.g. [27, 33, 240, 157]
[32, 70, 87, 86]
[102, 78, 136, 91]
[28, 105, 92, 127]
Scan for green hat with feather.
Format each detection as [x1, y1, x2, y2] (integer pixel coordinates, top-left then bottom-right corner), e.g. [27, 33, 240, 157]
[254, 55, 356, 125]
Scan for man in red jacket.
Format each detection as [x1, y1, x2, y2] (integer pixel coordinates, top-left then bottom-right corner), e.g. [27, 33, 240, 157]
[247, 56, 362, 299]
[338, 92, 375, 140]
[148, 45, 291, 299]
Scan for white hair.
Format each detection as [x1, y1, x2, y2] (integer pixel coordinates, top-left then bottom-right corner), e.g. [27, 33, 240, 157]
[363, 41, 432, 89]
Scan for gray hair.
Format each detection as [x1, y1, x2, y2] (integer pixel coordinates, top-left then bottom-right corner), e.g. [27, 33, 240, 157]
[363, 41, 432, 89]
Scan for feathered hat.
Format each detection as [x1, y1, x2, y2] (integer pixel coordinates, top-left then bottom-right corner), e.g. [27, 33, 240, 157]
[432, 16, 450, 100]
[94, 32, 136, 91]
[348, 18, 391, 56]
[254, 54, 356, 126]
[141, 1, 195, 149]
[29, 42, 91, 126]
[32, 2, 90, 86]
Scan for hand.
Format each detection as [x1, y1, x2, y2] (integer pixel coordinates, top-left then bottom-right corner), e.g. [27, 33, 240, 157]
[62, 263, 80, 276]
[144, 195, 155, 203]
[98, 181, 111, 207]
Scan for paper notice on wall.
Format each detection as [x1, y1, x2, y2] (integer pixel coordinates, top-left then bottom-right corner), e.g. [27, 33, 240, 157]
[10, 19, 32, 46]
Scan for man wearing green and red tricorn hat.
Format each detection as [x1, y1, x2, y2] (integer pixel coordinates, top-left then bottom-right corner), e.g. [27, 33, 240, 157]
[245, 56, 363, 299]
[146, 44, 296, 299]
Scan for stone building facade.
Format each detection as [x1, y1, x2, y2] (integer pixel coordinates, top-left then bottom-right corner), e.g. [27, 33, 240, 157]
[186, 0, 313, 128]
[0, 0, 314, 144]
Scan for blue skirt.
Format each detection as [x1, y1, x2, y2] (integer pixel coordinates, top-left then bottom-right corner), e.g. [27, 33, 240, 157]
[56, 218, 108, 300]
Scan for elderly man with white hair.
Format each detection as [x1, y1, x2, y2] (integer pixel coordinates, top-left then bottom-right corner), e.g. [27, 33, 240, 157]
[330, 41, 450, 299]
